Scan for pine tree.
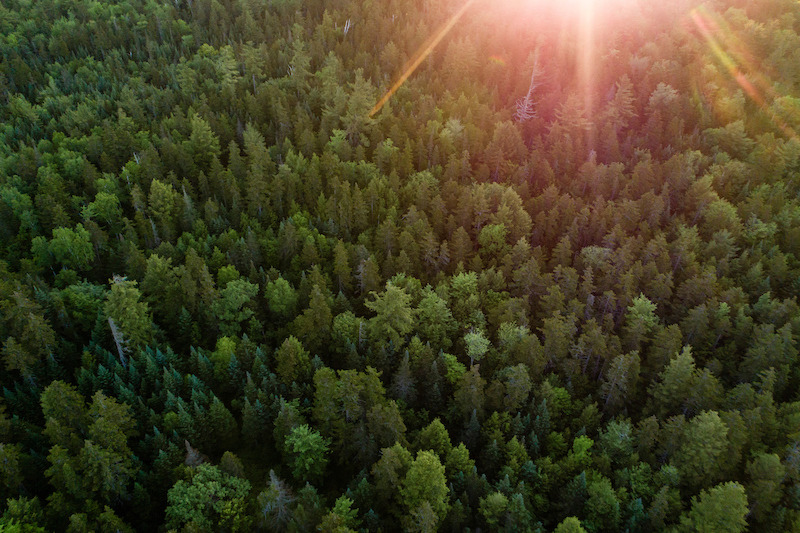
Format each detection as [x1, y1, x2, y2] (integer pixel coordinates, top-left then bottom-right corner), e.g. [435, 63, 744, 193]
[257, 470, 295, 532]
[104, 276, 152, 352]
[293, 284, 332, 354]
[400, 451, 450, 528]
[365, 282, 415, 350]
[285, 424, 330, 483]
[682, 482, 748, 533]
[274, 336, 312, 386]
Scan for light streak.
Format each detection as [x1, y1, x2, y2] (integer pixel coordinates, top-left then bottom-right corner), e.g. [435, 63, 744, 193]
[369, 0, 479, 117]
[690, 7, 798, 140]
[690, 8, 763, 106]
[578, 0, 596, 147]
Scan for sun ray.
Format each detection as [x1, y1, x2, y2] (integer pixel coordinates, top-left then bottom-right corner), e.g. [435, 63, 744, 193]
[690, 8, 762, 105]
[690, 6, 799, 140]
[577, 0, 597, 147]
[369, 0, 480, 117]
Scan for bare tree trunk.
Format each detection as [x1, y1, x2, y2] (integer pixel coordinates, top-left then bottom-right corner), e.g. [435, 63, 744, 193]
[515, 52, 544, 122]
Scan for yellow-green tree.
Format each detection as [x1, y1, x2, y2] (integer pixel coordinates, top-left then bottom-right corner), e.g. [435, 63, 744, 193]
[400, 451, 449, 530]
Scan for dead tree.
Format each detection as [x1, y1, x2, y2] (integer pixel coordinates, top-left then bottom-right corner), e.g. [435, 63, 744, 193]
[514, 53, 544, 122]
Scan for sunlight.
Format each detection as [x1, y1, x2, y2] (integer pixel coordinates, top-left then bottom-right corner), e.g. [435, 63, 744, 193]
[369, 0, 621, 119]
[556, 0, 595, 15]
[690, 6, 799, 140]
[370, 0, 479, 117]
[369, 0, 603, 118]
[577, 0, 597, 126]
[523, 0, 599, 19]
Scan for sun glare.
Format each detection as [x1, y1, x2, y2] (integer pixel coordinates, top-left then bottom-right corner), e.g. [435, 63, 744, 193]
[577, 0, 597, 123]
[370, 0, 612, 117]
[520, 0, 599, 19]
[556, 0, 596, 15]
[519, 0, 646, 26]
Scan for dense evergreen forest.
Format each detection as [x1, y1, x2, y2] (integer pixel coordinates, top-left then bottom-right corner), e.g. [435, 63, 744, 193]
[3, 0, 800, 530]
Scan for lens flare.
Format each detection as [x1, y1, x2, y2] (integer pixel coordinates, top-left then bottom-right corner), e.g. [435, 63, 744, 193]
[369, 0, 479, 117]
[690, 6, 798, 140]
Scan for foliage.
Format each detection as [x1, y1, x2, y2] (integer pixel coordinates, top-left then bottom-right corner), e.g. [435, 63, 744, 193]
[165, 464, 251, 532]
[285, 424, 330, 483]
[1, 0, 800, 530]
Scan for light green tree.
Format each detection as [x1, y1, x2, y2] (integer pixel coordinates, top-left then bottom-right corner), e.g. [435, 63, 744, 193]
[672, 410, 728, 490]
[445, 443, 475, 476]
[47, 224, 94, 271]
[148, 179, 179, 241]
[274, 336, 311, 386]
[217, 265, 240, 287]
[372, 442, 413, 512]
[624, 293, 658, 349]
[584, 477, 621, 532]
[264, 277, 298, 321]
[648, 346, 723, 418]
[400, 451, 450, 528]
[365, 282, 415, 349]
[343, 69, 376, 146]
[293, 285, 332, 354]
[0, 496, 47, 532]
[82, 191, 122, 228]
[165, 464, 251, 532]
[318, 495, 359, 533]
[104, 276, 152, 352]
[554, 516, 588, 533]
[478, 223, 510, 264]
[187, 113, 221, 170]
[285, 424, 330, 483]
[2, 291, 56, 378]
[78, 393, 138, 502]
[333, 240, 352, 293]
[212, 279, 259, 336]
[649, 346, 697, 418]
[464, 330, 490, 367]
[682, 481, 748, 533]
[414, 418, 452, 458]
[331, 311, 366, 356]
[479, 492, 508, 529]
[416, 289, 457, 351]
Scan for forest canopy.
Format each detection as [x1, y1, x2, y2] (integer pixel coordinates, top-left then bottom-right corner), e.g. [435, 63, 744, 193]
[2, 0, 800, 531]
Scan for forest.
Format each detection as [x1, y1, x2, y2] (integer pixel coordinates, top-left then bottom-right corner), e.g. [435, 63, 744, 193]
[2, 0, 800, 530]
